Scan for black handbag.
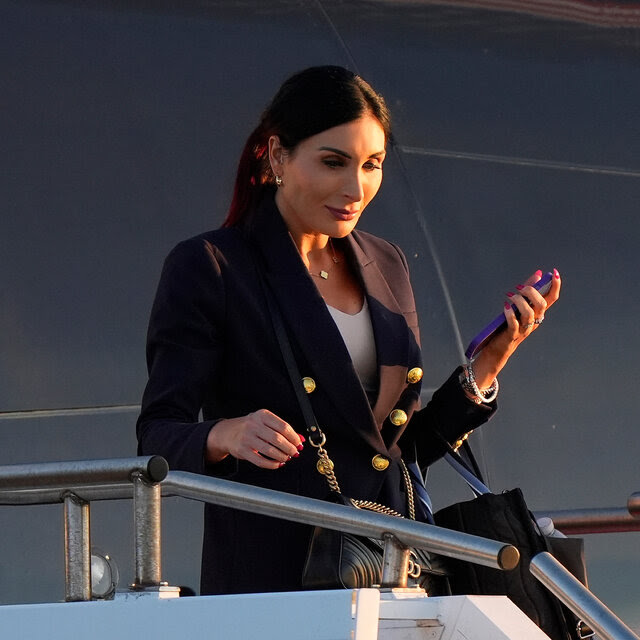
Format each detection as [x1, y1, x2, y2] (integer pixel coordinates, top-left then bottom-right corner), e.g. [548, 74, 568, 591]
[301, 458, 441, 590]
[434, 443, 592, 640]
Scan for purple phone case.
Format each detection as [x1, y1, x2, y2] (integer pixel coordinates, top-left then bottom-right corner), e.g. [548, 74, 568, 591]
[465, 271, 553, 360]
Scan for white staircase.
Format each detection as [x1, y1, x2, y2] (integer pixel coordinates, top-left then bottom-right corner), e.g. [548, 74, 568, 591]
[0, 588, 550, 639]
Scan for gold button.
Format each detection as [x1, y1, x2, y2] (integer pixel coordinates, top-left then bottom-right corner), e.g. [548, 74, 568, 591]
[302, 377, 316, 394]
[407, 367, 423, 384]
[371, 454, 390, 471]
[453, 430, 473, 452]
[389, 409, 407, 426]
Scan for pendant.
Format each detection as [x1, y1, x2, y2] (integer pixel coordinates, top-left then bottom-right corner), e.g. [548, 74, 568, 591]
[320, 270, 329, 280]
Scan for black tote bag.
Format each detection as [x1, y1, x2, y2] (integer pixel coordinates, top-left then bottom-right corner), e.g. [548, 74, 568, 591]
[432, 442, 590, 640]
[435, 488, 589, 640]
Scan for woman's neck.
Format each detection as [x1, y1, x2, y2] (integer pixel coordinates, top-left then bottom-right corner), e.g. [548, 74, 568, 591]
[275, 189, 332, 268]
[293, 232, 330, 269]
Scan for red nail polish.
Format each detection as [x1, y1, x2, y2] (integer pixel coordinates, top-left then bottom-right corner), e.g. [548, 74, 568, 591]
[298, 434, 306, 443]
[279, 462, 286, 468]
[535, 269, 542, 277]
[553, 268, 560, 279]
[293, 452, 300, 458]
[516, 284, 524, 290]
[506, 292, 515, 297]
[504, 302, 511, 310]
[296, 444, 304, 451]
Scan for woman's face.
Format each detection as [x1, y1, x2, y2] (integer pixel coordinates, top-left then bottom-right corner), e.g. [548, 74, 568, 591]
[271, 114, 386, 240]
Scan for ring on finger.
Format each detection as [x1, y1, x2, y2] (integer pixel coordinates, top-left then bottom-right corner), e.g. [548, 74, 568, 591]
[523, 321, 535, 330]
[534, 316, 544, 325]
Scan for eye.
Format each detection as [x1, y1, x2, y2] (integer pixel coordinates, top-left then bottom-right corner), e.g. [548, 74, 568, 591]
[363, 160, 382, 172]
[322, 157, 345, 169]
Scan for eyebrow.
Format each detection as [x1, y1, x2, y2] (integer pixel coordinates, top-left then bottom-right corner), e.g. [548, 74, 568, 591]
[318, 146, 385, 159]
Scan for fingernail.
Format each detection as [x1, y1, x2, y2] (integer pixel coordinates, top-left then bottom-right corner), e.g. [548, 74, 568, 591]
[279, 462, 286, 468]
[293, 452, 300, 458]
[296, 444, 304, 451]
[506, 292, 515, 297]
[535, 269, 542, 277]
[504, 302, 511, 310]
[298, 434, 306, 443]
[553, 268, 560, 279]
[516, 284, 524, 290]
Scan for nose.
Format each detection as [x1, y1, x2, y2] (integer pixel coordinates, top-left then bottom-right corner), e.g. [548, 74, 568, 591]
[344, 169, 365, 203]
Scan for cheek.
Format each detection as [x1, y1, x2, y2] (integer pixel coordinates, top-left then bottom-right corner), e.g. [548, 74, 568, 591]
[293, 166, 327, 199]
[305, 173, 340, 202]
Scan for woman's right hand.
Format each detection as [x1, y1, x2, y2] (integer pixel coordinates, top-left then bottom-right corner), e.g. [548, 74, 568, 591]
[205, 409, 305, 469]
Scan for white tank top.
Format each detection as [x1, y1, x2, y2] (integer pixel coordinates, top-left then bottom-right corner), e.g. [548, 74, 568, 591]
[326, 298, 378, 403]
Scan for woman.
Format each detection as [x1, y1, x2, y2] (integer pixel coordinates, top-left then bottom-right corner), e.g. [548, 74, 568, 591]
[137, 66, 560, 595]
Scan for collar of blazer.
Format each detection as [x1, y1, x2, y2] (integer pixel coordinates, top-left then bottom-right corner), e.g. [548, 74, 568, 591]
[244, 194, 419, 456]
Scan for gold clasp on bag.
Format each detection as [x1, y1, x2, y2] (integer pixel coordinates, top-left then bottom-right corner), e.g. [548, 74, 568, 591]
[316, 457, 334, 475]
[407, 554, 422, 579]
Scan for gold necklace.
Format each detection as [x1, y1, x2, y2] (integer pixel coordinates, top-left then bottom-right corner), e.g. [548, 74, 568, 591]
[310, 239, 340, 280]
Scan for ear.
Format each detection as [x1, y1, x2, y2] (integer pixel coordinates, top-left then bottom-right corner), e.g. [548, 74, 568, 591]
[268, 135, 286, 175]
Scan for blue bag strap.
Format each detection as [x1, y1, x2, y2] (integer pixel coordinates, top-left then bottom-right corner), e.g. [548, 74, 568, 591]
[405, 460, 435, 524]
[444, 452, 491, 496]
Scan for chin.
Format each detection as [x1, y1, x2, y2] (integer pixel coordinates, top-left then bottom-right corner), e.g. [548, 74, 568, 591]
[332, 218, 362, 238]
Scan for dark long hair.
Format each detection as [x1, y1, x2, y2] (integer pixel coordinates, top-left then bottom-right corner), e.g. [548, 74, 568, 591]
[223, 66, 391, 227]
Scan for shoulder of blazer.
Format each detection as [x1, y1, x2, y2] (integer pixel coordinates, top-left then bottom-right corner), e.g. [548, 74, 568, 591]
[161, 226, 255, 279]
[349, 229, 410, 274]
[169, 226, 248, 259]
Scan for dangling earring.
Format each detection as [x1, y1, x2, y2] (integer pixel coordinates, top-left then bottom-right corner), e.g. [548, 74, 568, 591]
[275, 175, 283, 187]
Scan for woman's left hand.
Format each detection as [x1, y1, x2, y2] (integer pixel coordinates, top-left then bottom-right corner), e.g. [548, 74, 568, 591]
[471, 268, 561, 389]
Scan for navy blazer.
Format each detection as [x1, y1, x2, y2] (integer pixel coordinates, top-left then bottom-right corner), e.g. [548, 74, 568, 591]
[137, 194, 495, 594]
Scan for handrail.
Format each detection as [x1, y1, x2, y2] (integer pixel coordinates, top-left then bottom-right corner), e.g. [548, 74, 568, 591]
[533, 491, 640, 534]
[531, 552, 640, 640]
[534, 508, 640, 534]
[0, 483, 135, 505]
[162, 471, 519, 571]
[0, 456, 168, 501]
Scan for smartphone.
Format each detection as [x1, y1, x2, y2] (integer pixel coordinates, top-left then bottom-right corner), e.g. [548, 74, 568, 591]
[465, 271, 553, 360]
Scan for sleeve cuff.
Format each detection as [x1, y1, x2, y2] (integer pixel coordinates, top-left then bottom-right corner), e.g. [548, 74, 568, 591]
[202, 419, 239, 478]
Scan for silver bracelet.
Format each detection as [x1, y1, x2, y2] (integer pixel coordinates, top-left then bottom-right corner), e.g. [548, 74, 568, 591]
[461, 363, 499, 404]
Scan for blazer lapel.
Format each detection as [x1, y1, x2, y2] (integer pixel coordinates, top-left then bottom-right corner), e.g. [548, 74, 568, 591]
[345, 234, 413, 430]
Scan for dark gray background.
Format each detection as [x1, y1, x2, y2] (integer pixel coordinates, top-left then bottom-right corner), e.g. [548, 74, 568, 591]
[1, 0, 638, 629]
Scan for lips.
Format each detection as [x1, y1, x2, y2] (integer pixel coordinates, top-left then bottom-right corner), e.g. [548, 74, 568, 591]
[325, 206, 360, 222]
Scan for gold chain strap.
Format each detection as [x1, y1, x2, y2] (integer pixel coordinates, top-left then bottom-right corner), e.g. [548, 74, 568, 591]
[399, 459, 416, 521]
[309, 430, 342, 493]
[350, 499, 404, 518]
[310, 430, 415, 521]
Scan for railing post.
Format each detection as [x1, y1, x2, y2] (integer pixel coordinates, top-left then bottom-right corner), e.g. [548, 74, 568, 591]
[380, 533, 410, 588]
[63, 493, 91, 601]
[132, 471, 162, 588]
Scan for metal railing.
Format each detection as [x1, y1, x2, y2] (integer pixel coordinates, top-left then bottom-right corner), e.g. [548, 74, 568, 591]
[531, 553, 639, 640]
[0, 456, 168, 600]
[161, 471, 520, 579]
[535, 492, 640, 534]
[1, 457, 638, 640]
[0, 456, 517, 599]
[0, 457, 519, 597]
